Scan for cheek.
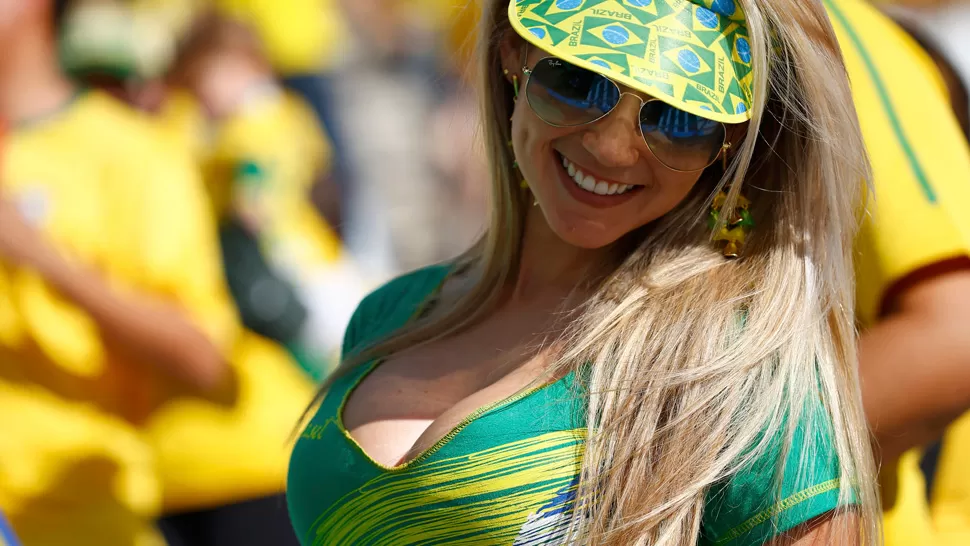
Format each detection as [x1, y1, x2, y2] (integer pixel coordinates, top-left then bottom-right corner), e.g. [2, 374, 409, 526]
[509, 104, 573, 183]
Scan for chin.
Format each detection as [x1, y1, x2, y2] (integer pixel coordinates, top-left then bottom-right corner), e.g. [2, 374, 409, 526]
[544, 209, 630, 250]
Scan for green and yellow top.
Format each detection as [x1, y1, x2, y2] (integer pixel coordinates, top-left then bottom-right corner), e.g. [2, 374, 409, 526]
[287, 264, 849, 546]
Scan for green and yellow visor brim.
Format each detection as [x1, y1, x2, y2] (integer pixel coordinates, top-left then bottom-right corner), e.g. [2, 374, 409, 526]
[509, 0, 755, 124]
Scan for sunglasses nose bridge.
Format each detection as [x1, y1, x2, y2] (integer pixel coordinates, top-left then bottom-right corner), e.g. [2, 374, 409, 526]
[604, 93, 648, 133]
[581, 95, 645, 167]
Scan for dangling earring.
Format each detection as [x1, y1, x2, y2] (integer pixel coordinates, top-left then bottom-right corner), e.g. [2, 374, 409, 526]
[708, 145, 753, 258]
[509, 139, 537, 206]
[503, 69, 520, 100]
[708, 188, 754, 258]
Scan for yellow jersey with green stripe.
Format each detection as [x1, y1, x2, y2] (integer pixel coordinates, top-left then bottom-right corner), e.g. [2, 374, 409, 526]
[824, 1, 970, 545]
[288, 265, 848, 546]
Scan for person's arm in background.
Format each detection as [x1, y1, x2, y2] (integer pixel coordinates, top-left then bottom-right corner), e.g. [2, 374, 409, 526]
[0, 192, 229, 395]
[860, 266, 970, 466]
[827, 0, 970, 468]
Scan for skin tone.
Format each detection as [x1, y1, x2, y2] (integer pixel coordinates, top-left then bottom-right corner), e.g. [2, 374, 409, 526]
[857, 17, 970, 473]
[861, 265, 970, 468]
[341, 32, 853, 544]
[0, 0, 228, 397]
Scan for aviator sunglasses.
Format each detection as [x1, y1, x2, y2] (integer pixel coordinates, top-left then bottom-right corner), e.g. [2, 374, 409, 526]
[522, 57, 731, 172]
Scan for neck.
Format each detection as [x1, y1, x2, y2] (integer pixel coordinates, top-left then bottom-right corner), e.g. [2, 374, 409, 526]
[0, 26, 75, 124]
[508, 205, 615, 304]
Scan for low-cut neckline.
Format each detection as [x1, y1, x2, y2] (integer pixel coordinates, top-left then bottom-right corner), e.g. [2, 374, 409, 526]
[337, 360, 571, 472]
[334, 267, 572, 472]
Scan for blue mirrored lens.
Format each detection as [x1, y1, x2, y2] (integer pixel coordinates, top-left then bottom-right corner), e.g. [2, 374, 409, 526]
[527, 58, 620, 125]
[640, 101, 725, 171]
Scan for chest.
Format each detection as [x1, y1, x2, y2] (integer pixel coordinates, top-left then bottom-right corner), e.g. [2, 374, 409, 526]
[341, 312, 562, 468]
[288, 368, 587, 546]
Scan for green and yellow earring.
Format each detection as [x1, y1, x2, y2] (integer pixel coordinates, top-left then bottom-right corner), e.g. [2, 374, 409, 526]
[504, 68, 520, 99]
[708, 189, 754, 258]
[508, 139, 536, 205]
[505, 69, 533, 204]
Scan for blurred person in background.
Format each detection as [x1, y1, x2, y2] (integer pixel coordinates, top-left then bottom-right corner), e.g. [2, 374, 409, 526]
[169, 12, 368, 378]
[215, 0, 353, 234]
[427, 0, 489, 255]
[845, 4, 970, 546]
[0, 0, 236, 543]
[0, 129, 22, 546]
[0, 2, 316, 545]
[333, 0, 467, 276]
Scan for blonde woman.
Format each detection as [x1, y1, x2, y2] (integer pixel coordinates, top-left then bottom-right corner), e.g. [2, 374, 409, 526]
[288, 0, 880, 544]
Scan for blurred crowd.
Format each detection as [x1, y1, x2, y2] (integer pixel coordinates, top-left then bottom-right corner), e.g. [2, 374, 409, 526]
[3, 0, 970, 545]
[0, 1, 490, 545]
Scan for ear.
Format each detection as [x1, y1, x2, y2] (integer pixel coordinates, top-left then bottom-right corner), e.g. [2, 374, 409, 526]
[498, 29, 526, 82]
[725, 121, 749, 148]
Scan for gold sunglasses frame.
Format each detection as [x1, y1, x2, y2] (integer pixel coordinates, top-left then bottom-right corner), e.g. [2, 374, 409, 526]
[521, 57, 731, 173]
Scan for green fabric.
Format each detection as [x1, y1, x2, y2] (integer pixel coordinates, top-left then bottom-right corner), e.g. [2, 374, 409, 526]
[287, 264, 847, 545]
[700, 399, 847, 545]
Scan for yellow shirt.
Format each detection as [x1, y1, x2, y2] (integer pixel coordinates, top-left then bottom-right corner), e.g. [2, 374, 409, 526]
[155, 89, 209, 162]
[205, 87, 343, 278]
[825, 0, 970, 545]
[215, 0, 350, 74]
[0, 91, 235, 545]
[146, 89, 318, 512]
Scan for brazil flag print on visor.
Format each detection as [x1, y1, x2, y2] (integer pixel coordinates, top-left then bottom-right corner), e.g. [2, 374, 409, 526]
[509, 0, 755, 124]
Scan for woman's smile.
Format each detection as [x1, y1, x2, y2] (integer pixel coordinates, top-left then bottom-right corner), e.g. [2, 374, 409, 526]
[553, 150, 646, 209]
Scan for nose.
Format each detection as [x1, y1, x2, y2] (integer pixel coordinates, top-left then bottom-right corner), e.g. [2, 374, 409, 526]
[581, 94, 642, 168]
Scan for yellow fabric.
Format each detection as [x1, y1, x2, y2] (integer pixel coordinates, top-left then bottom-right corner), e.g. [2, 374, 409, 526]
[155, 89, 209, 162]
[0, 91, 233, 545]
[443, 0, 481, 73]
[933, 413, 970, 546]
[214, 0, 349, 74]
[206, 89, 342, 276]
[144, 89, 318, 511]
[831, 0, 970, 327]
[145, 332, 314, 512]
[510, 0, 755, 124]
[825, 0, 970, 544]
[0, 382, 166, 546]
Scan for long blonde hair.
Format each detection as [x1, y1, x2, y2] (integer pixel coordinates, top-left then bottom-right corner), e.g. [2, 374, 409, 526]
[314, 0, 880, 543]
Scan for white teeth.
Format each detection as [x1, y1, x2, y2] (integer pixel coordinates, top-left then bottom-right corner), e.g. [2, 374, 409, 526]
[560, 154, 635, 197]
